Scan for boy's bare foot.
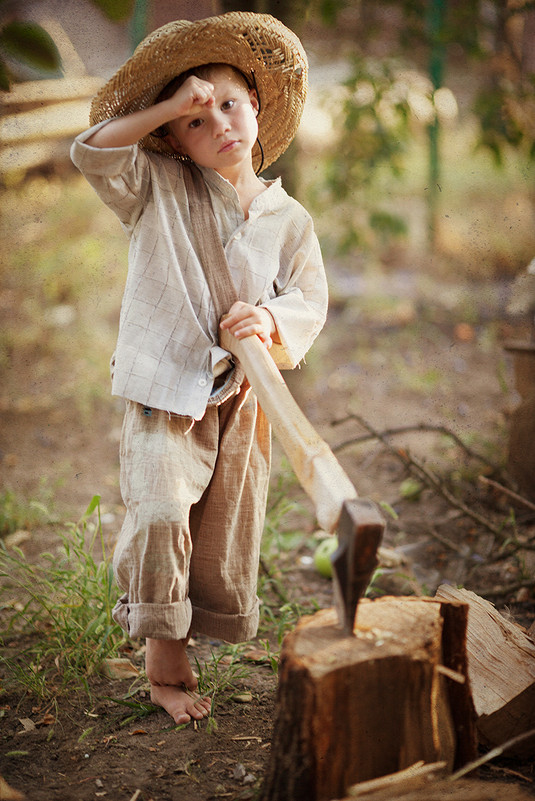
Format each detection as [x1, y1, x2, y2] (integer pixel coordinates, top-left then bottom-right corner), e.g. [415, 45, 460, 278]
[150, 683, 211, 725]
[145, 637, 211, 725]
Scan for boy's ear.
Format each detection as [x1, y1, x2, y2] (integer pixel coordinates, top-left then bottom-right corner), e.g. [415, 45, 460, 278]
[249, 89, 260, 116]
[164, 131, 184, 154]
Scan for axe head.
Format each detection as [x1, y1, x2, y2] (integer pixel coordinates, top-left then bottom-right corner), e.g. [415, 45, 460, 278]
[331, 497, 385, 635]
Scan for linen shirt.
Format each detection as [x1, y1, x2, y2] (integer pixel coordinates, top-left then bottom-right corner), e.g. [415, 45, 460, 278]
[71, 122, 328, 419]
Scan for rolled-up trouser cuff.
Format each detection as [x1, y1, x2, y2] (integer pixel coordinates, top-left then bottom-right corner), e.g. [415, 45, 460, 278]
[191, 600, 260, 644]
[112, 593, 192, 640]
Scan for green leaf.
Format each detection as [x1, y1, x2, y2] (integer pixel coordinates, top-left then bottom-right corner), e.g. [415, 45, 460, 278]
[0, 21, 62, 73]
[83, 494, 102, 518]
[379, 501, 399, 521]
[399, 478, 424, 501]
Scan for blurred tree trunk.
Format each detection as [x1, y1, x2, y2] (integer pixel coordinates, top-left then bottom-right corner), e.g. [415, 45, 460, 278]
[130, 0, 149, 49]
[426, 0, 446, 248]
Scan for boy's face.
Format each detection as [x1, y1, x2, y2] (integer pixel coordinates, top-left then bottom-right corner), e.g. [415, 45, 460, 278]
[166, 67, 260, 178]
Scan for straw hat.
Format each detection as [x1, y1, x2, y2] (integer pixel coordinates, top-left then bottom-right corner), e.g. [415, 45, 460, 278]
[90, 11, 308, 173]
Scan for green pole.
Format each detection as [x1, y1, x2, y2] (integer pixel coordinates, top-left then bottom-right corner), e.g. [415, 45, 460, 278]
[426, 0, 446, 248]
[130, 0, 149, 51]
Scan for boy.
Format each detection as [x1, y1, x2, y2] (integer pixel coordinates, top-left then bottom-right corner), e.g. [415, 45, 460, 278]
[71, 11, 328, 725]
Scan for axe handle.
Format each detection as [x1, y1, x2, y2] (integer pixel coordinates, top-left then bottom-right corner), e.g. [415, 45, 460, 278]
[219, 329, 356, 532]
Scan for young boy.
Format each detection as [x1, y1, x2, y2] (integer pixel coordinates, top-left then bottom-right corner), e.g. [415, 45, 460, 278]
[71, 11, 328, 725]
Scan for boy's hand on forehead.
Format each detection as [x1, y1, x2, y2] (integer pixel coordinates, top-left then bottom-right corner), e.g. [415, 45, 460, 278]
[169, 75, 216, 119]
[220, 301, 279, 349]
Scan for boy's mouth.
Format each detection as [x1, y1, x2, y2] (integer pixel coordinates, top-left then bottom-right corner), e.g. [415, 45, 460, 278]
[218, 139, 238, 153]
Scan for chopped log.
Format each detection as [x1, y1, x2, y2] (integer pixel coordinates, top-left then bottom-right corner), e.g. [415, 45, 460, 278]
[338, 775, 534, 801]
[259, 597, 477, 801]
[435, 585, 535, 757]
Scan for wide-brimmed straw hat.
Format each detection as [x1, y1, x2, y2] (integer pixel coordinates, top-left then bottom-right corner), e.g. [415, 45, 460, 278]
[89, 11, 308, 173]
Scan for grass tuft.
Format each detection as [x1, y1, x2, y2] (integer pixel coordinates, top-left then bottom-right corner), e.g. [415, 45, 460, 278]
[0, 495, 126, 700]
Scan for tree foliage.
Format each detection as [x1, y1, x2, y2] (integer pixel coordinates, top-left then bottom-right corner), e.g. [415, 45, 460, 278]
[0, 19, 61, 90]
[306, 0, 534, 254]
[90, 0, 134, 22]
[329, 0, 535, 161]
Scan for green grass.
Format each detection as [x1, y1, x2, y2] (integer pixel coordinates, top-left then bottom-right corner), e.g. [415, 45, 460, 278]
[0, 495, 126, 700]
[0, 478, 311, 722]
[0, 482, 54, 537]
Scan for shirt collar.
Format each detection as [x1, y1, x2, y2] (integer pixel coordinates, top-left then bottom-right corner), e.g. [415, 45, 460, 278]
[196, 164, 287, 214]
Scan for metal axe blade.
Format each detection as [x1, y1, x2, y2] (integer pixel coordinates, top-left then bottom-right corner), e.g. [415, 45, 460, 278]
[331, 498, 385, 635]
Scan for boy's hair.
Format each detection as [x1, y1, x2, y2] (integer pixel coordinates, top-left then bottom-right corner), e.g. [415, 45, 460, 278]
[152, 63, 257, 139]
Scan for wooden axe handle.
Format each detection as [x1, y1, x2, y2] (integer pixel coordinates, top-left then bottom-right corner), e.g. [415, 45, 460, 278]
[219, 329, 357, 533]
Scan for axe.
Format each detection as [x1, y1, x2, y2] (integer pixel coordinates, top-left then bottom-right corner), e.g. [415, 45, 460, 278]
[219, 329, 385, 635]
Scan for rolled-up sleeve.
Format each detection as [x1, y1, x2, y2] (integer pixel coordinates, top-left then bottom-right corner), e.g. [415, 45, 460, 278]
[262, 214, 328, 369]
[70, 121, 151, 232]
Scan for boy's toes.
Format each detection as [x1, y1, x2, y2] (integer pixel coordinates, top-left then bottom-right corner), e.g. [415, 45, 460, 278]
[193, 696, 212, 717]
[150, 684, 211, 724]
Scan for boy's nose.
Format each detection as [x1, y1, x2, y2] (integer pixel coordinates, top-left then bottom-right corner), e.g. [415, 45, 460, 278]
[211, 112, 230, 137]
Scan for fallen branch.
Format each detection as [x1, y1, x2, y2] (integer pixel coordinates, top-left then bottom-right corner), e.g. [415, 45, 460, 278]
[450, 728, 535, 781]
[333, 418, 506, 477]
[472, 577, 535, 600]
[427, 526, 471, 556]
[483, 538, 535, 566]
[343, 413, 508, 540]
[478, 475, 535, 514]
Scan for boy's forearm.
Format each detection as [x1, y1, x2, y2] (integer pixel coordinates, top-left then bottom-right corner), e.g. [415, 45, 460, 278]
[85, 100, 175, 148]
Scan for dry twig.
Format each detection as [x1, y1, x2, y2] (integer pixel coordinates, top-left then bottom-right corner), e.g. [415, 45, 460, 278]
[333, 418, 506, 477]
[474, 577, 535, 600]
[450, 728, 535, 780]
[479, 475, 535, 514]
[341, 413, 508, 540]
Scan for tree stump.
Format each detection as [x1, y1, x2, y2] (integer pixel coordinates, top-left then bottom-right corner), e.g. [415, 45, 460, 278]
[260, 597, 477, 801]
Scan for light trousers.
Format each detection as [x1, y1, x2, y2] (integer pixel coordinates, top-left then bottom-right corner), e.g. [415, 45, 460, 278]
[112, 385, 271, 642]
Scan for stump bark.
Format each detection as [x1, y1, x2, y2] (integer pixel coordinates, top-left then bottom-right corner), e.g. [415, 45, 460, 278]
[260, 597, 477, 801]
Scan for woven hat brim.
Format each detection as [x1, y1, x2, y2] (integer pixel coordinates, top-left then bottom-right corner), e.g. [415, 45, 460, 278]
[89, 12, 308, 172]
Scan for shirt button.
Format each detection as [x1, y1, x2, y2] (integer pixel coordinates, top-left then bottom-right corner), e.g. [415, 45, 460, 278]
[199, 378, 207, 387]
[234, 231, 242, 240]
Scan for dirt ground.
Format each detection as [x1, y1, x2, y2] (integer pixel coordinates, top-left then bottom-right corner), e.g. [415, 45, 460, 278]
[1, 197, 535, 799]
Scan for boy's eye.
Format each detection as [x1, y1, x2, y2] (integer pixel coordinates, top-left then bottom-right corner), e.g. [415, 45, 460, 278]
[189, 118, 203, 129]
[222, 99, 235, 110]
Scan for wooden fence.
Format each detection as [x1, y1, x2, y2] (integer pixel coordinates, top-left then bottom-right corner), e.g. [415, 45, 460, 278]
[0, 75, 103, 177]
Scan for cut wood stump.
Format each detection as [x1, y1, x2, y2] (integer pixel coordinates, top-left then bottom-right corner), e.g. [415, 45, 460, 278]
[259, 597, 477, 801]
[436, 585, 535, 757]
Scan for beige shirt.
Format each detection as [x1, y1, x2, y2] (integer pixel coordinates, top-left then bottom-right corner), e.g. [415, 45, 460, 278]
[71, 122, 328, 419]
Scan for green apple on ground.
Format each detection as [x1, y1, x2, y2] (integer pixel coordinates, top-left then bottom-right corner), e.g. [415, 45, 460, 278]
[313, 537, 338, 578]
